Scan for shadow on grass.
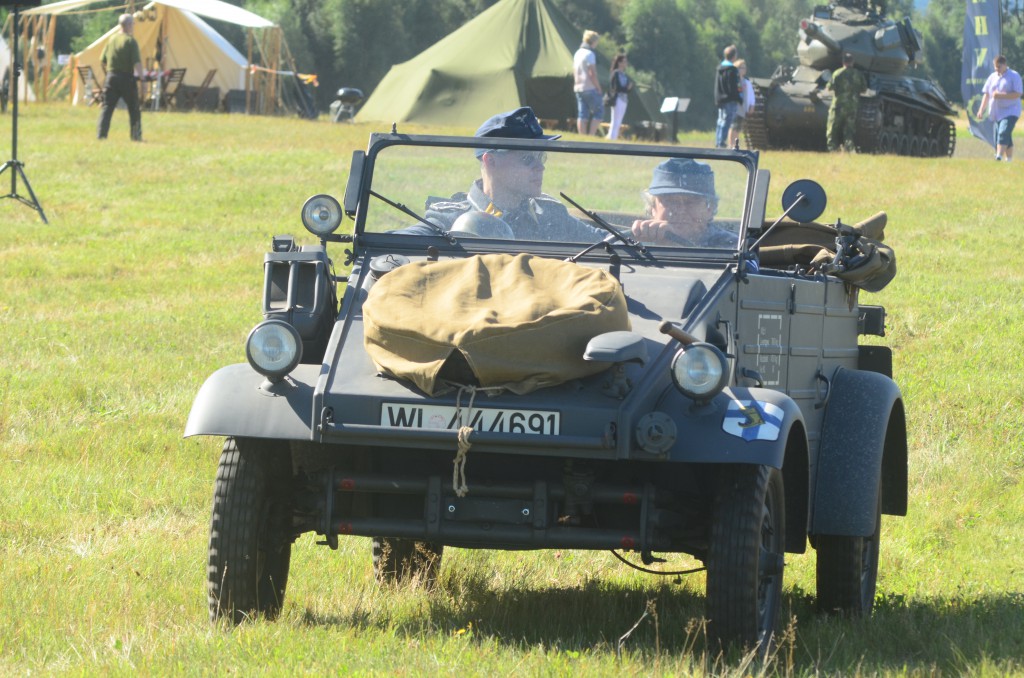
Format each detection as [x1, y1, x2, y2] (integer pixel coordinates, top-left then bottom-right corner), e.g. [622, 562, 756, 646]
[299, 573, 1024, 672]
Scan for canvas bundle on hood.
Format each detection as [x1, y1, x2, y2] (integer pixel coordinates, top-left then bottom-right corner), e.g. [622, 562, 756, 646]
[363, 253, 629, 395]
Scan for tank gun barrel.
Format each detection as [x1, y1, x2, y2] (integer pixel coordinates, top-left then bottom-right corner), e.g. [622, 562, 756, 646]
[801, 20, 842, 54]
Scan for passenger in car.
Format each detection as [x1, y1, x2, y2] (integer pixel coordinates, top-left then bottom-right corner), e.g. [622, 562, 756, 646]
[398, 107, 604, 242]
[631, 159, 736, 247]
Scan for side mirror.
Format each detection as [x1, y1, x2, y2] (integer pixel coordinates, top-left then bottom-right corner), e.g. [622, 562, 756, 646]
[781, 179, 827, 224]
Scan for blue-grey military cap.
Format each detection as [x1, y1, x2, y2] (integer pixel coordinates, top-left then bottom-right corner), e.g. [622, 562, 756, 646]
[647, 158, 716, 198]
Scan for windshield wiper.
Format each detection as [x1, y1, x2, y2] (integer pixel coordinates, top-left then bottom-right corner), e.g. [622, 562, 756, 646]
[369, 189, 457, 244]
[559, 192, 651, 260]
[566, 234, 616, 263]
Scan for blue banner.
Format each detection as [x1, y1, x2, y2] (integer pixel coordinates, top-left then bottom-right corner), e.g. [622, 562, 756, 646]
[962, 0, 1002, 148]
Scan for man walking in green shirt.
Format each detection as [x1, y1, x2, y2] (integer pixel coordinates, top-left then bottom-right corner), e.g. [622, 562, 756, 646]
[97, 14, 144, 141]
[826, 52, 867, 152]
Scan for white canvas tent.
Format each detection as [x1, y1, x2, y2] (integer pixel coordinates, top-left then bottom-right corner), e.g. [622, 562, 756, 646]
[72, 4, 251, 105]
[14, 0, 292, 112]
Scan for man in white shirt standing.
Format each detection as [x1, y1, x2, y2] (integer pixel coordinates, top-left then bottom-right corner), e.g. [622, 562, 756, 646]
[573, 30, 603, 136]
[977, 55, 1023, 161]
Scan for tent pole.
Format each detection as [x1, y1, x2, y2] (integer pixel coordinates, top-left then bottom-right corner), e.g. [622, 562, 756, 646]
[246, 28, 252, 115]
[70, 53, 79, 103]
[43, 15, 56, 102]
[271, 28, 280, 115]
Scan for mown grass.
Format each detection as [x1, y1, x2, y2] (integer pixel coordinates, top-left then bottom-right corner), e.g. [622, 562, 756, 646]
[1, 103, 1022, 676]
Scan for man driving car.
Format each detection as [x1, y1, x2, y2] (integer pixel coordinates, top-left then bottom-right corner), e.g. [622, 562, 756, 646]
[400, 107, 604, 242]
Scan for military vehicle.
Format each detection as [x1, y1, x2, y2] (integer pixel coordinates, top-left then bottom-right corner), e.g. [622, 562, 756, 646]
[186, 130, 906, 652]
[745, 1, 956, 156]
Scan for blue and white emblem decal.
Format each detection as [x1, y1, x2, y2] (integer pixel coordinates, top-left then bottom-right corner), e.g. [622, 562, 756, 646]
[722, 400, 783, 442]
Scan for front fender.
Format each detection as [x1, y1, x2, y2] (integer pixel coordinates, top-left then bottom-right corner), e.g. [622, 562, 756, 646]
[183, 363, 322, 441]
[660, 386, 805, 469]
[812, 366, 906, 537]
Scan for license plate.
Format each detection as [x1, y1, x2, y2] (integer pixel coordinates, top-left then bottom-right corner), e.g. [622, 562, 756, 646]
[380, 402, 560, 435]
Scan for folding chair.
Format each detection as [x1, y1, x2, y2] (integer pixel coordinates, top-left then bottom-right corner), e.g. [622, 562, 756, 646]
[159, 68, 187, 109]
[76, 66, 104, 106]
[182, 69, 217, 110]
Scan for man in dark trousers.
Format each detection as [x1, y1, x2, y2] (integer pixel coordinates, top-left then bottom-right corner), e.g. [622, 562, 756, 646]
[97, 14, 144, 141]
[714, 45, 742, 148]
[826, 52, 867, 152]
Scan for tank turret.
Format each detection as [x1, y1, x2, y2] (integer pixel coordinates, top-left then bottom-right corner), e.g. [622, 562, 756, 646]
[744, 1, 956, 157]
[799, 20, 844, 62]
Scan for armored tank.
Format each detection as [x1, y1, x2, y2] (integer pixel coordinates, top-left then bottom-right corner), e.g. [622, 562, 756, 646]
[745, 1, 956, 157]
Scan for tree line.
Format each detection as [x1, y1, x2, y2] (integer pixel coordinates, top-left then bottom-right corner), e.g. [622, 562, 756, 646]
[5, 0, 1023, 128]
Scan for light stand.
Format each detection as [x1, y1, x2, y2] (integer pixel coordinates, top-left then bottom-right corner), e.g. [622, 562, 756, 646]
[1, 3, 48, 224]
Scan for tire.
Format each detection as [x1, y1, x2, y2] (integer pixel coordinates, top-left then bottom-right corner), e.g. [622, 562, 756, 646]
[208, 437, 294, 623]
[815, 491, 881, 616]
[372, 537, 443, 587]
[706, 464, 786, 651]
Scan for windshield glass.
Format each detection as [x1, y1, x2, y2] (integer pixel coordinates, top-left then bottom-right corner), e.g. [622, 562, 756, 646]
[358, 140, 752, 252]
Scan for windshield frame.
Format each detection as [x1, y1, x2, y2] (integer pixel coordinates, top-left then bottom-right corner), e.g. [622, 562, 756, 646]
[346, 133, 760, 264]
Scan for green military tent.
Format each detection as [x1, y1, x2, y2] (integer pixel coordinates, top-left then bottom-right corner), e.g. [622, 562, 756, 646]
[355, 0, 663, 132]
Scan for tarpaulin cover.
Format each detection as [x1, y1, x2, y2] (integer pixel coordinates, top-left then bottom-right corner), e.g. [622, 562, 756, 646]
[363, 253, 629, 395]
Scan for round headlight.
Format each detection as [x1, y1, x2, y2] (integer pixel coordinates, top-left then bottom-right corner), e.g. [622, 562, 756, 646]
[246, 320, 303, 381]
[670, 343, 729, 402]
[301, 194, 343, 237]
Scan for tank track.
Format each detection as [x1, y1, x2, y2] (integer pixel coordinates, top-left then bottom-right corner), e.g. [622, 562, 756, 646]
[868, 95, 955, 157]
[743, 83, 771, 150]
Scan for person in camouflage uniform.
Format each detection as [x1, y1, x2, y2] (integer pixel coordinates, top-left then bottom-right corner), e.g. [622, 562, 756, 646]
[826, 52, 867, 152]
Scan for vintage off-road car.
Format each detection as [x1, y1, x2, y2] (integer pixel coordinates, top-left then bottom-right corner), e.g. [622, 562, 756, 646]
[186, 131, 906, 650]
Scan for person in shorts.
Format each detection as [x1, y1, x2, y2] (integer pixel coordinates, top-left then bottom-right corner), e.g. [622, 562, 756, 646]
[573, 30, 604, 136]
[977, 55, 1023, 161]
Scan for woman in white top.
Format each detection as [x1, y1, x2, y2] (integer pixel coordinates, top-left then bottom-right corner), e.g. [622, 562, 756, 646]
[606, 54, 634, 140]
[728, 59, 756, 149]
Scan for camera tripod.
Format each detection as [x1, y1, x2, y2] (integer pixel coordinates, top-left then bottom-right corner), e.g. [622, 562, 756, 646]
[1, 3, 48, 224]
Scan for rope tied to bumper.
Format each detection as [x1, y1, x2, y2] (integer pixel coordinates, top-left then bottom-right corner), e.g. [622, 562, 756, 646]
[452, 385, 479, 497]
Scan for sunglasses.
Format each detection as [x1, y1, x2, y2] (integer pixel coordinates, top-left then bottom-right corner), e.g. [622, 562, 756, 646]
[490, 150, 548, 168]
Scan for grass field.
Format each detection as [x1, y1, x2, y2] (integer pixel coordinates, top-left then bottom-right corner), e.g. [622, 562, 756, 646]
[1, 102, 1022, 676]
